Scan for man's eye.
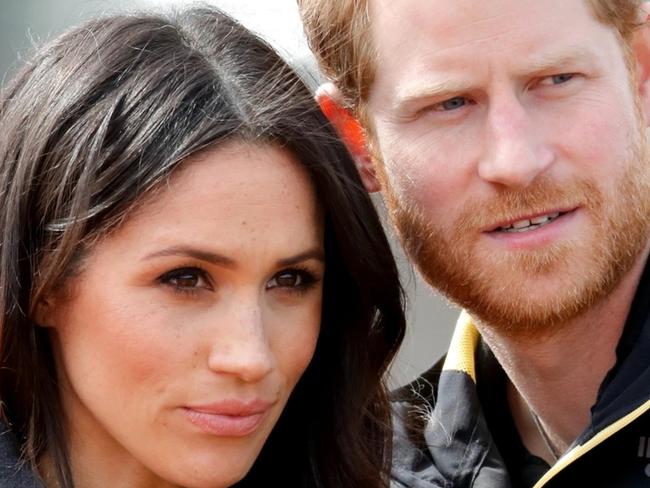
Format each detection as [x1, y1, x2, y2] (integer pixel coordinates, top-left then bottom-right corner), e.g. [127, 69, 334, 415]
[266, 269, 316, 290]
[552, 73, 574, 84]
[540, 73, 575, 86]
[434, 96, 468, 111]
[159, 267, 211, 291]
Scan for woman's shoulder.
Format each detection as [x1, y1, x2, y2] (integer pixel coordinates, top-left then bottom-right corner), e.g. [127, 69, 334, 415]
[0, 425, 42, 487]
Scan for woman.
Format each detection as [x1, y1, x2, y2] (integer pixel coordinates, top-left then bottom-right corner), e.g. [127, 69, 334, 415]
[0, 6, 405, 488]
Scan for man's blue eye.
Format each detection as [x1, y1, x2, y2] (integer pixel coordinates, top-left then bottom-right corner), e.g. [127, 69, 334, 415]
[439, 97, 467, 111]
[551, 73, 574, 84]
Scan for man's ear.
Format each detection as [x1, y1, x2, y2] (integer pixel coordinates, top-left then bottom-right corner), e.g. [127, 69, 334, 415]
[315, 83, 381, 192]
[632, 3, 650, 126]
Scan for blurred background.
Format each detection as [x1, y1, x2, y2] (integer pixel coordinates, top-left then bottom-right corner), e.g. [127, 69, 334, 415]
[0, 0, 458, 387]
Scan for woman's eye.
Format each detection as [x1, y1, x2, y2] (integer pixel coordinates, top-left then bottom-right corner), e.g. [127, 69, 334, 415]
[266, 269, 316, 291]
[159, 267, 211, 292]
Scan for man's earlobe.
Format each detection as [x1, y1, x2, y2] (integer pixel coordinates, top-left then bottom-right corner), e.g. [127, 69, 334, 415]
[315, 83, 381, 192]
[633, 5, 650, 126]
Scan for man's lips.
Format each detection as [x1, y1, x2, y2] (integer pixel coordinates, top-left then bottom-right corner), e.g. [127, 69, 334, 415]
[483, 207, 578, 233]
[183, 399, 276, 437]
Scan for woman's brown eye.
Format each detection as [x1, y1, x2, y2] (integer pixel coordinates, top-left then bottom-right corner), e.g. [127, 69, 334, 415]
[159, 267, 209, 291]
[171, 274, 199, 288]
[267, 269, 317, 291]
[274, 272, 303, 288]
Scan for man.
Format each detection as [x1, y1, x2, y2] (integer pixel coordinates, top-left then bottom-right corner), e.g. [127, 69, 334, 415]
[299, 0, 650, 486]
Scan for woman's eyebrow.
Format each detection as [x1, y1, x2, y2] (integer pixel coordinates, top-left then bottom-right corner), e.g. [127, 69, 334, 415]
[277, 248, 325, 267]
[141, 246, 325, 267]
[142, 246, 236, 267]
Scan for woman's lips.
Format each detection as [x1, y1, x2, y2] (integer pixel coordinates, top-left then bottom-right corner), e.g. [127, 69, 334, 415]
[183, 400, 274, 437]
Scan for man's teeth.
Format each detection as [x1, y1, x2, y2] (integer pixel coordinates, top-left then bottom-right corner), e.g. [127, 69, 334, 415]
[498, 212, 561, 233]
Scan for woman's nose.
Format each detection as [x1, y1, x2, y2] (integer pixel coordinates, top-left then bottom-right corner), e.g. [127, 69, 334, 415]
[206, 300, 275, 383]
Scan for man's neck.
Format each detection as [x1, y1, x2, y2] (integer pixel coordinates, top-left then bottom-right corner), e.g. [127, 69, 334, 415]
[477, 246, 650, 464]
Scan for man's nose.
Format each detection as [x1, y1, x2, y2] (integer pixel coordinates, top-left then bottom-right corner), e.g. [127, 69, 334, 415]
[478, 95, 554, 188]
[207, 300, 275, 383]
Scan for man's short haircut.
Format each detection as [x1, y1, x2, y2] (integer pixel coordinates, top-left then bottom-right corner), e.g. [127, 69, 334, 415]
[298, 0, 643, 114]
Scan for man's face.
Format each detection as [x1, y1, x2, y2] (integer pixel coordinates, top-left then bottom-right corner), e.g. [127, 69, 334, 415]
[366, 0, 650, 335]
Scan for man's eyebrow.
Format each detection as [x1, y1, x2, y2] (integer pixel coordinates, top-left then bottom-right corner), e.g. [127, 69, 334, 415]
[393, 79, 473, 113]
[521, 46, 599, 75]
[392, 46, 599, 113]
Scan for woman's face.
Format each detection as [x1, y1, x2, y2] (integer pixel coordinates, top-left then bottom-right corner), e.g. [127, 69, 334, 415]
[43, 142, 324, 487]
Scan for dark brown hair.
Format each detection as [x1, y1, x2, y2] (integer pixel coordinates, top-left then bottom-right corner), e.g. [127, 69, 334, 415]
[0, 7, 405, 487]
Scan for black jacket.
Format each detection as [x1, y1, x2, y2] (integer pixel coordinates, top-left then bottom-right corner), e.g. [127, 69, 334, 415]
[392, 262, 650, 488]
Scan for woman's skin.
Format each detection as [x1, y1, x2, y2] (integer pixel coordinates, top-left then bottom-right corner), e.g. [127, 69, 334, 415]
[36, 141, 325, 488]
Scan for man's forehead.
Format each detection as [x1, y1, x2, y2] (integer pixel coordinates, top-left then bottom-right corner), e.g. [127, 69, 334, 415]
[366, 0, 619, 103]
[367, 0, 600, 53]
